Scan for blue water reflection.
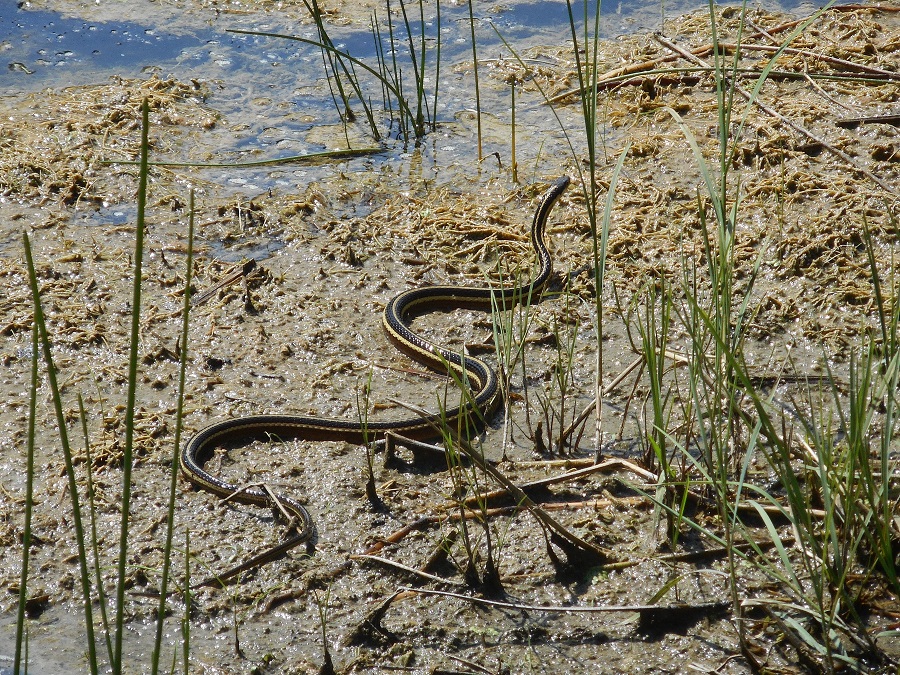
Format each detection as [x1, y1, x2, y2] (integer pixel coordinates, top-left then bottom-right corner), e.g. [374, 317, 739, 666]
[0, 6, 205, 91]
[1, 0, 829, 94]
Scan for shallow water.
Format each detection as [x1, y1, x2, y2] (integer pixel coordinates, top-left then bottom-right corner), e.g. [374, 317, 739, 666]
[0, 0, 835, 194]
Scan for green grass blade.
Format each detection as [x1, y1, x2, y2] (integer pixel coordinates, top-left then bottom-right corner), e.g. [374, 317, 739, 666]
[23, 232, 100, 674]
[151, 190, 196, 674]
[182, 532, 191, 673]
[590, 142, 630, 457]
[302, 0, 376, 135]
[432, 0, 441, 128]
[396, 0, 427, 132]
[467, 0, 482, 159]
[748, 500, 804, 593]
[77, 394, 113, 664]
[113, 96, 151, 674]
[13, 323, 39, 675]
[370, 11, 389, 113]
[385, 0, 405, 137]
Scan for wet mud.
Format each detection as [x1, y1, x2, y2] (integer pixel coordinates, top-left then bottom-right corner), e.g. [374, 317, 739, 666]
[1, 1, 899, 673]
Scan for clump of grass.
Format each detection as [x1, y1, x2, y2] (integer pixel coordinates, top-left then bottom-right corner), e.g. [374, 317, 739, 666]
[488, 258, 544, 459]
[313, 588, 336, 675]
[632, 0, 900, 667]
[532, 295, 582, 456]
[433, 368, 504, 594]
[306, 0, 380, 139]
[233, 0, 443, 145]
[486, 0, 900, 667]
[356, 368, 382, 506]
[630, 278, 688, 545]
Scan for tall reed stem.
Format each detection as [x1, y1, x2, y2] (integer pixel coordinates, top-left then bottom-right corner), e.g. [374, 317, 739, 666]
[510, 81, 517, 182]
[151, 189, 195, 674]
[24, 230, 99, 675]
[467, 0, 483, 160]
[112, 97, 150, 674]
[13, 323, 38, 675]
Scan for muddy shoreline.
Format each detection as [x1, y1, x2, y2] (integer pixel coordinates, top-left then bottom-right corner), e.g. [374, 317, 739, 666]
[2, 1, 899, 673]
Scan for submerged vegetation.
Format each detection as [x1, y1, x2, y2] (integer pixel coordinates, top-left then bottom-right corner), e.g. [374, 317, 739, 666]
[3, 0, 900, 673]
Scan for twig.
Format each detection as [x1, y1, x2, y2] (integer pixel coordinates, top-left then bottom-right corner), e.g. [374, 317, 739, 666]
[401, 586, 731, 618]
[108, 146, 384, 168]
[744, 15, 780, 45]
[601, 536, 796, 571]
[351, 554, 467, 587]
[652, 33, 896, 195]
[826, 3, 900, 10]
[421, 529, 459, 573]
[343, 590, 412, 645]
[561, 354, 643, 446]
[360, 516, 434, 556]
[452, 496, 649, 521]
[802, 66, 854, 111]
[356, 496, 645, 563]
[836, 114, 900, 129]
[715, 42, 900, 81]
[447, 655, 497, 675]
[546, 12, 830, 104]
[463, 457, 655, 507]
[454, 438, 610, 564]
[185, 481, 311, 588]
[388, 400, 610, 564]
[547, 5, 900, 104]
[191, 259, 256, 307]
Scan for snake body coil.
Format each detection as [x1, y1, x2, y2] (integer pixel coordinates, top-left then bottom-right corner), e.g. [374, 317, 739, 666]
[180, 176, 570, 578]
